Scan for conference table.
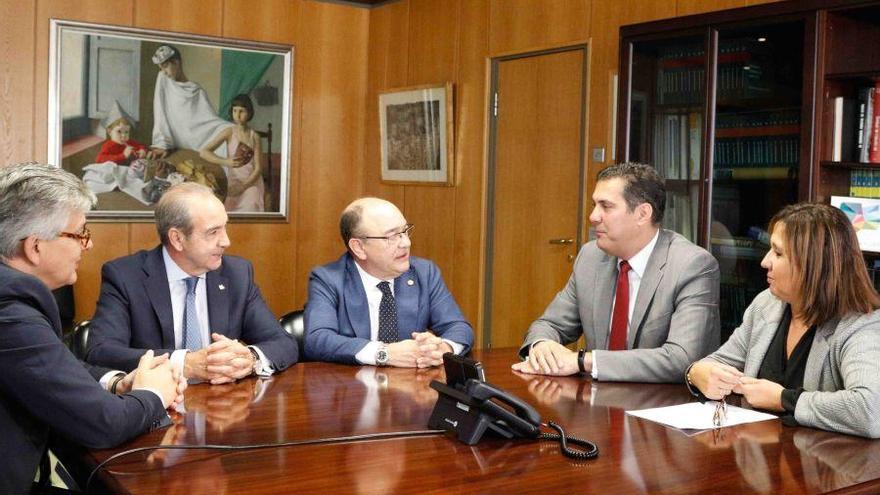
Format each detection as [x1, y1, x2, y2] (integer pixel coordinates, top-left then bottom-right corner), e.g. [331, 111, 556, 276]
[66, 348, 880, 494]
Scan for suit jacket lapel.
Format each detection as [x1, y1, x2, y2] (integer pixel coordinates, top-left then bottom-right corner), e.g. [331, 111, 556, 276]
[344, 256, 371, 340]
[803, 319, 836, 390]
[743, 300, 786, 376]
[144, 246, 175, 348]
[206, 269, 229, 337]
[629, 231, 669, 348]
[394, 268, 419, 336]
[593, 255, 617, 351]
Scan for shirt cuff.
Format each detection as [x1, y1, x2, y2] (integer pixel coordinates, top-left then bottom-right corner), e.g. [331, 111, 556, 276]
[781, 387, 804, 414]
[590, 351, 599, 379]
[99, 371, 125, 391]
[248, 346, 275, 377]
[171, 349, 188, 377]
[442, 339, 464, 355]
[356, 341, 381, 365]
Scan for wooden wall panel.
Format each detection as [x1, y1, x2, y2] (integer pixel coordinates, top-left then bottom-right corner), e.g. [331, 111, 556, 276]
[401, 0, 461, 278]
[677, 0, 747, 17]
[293, 1, 369, 310]
[223, 0, 300, 44]
[489, 0, 590, 55]
[362, 0, 408, 205]
[0, 0, 36, 166]
[77, 224, 133, 318]
[449, 0, 490, 339]
[134, 0, 222, 35]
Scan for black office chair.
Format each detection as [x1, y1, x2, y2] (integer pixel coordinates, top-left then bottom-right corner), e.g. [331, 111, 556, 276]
[278, 309, 305, 357]
[70, 319, 91, 360]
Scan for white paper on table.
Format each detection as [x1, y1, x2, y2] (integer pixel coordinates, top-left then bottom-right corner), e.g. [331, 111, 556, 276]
[626, 401, 778, 431]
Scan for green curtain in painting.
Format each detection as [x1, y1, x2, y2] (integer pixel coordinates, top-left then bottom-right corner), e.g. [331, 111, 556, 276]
[219, 50, 275, 118]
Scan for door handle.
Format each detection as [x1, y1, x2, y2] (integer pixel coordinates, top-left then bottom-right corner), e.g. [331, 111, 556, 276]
[548, 238, 574, 245]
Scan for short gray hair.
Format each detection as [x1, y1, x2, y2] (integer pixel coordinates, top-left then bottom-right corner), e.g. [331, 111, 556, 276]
[155, 182, 214, 245]
[0, 162, 96, 258]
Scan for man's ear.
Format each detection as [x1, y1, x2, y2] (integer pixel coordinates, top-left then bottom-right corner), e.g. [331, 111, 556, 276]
[348, 238, 367, 260]
[168, 228, 186, 252]
[20, 236, 42, 266]
[636, 203, 654, 226]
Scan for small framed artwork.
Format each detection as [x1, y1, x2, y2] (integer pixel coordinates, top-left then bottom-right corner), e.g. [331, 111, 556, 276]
[378, 82, 454, 185]
[48, 19, 293, 220]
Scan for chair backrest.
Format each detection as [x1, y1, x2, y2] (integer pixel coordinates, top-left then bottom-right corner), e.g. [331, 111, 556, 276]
[278, 309, 305, 354]
[70, 319, 91, 360]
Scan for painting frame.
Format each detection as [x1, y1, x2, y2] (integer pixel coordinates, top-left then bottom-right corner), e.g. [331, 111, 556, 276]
[48, 19, 294, 221]
[378, 82, 454, 186]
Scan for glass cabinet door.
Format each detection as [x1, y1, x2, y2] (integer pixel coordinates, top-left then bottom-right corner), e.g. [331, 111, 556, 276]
[629, 34, 706, 243]
[710, 21, 804, 339]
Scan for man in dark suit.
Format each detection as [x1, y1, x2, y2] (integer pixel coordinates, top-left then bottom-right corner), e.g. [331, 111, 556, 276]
[0, 163, 182, 494]
[86, 182, 298, 383]
[514, 163, 720, 382]
[304, 197, 473, 366]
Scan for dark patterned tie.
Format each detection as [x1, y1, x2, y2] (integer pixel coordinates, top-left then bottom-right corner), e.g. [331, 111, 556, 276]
[609, 260, 631, 351]
[377, 281, 399, 343]
[183, 276, 203, 350]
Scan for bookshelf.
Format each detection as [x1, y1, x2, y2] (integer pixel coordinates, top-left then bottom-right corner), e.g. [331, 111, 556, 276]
[818, 4, 880, 203]
[619, 4, 815, 341]
[619, 0, 880, 338]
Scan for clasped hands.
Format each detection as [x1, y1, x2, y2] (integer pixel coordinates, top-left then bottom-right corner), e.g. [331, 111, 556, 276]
[689, 361, 785, 412]
[511, 340, 585, 376]
[185, 333, 257, 384]
[115, 350, 187, 410]
[386, 331, 453, 368]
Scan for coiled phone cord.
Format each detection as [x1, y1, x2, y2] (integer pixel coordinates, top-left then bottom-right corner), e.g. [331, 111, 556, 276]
[538, 421, 599, 460]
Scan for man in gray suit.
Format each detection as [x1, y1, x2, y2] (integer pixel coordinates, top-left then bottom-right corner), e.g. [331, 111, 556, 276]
[513, 162, 719, 383]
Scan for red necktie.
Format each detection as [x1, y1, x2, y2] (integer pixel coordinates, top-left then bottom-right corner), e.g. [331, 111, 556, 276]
[609, 260, 631, 351]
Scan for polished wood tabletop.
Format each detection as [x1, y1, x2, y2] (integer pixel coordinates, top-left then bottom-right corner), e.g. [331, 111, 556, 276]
[68, 348, 880, 494]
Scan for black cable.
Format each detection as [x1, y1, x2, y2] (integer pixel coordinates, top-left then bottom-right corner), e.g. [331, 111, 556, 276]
[85, 429, 445, 493]
[538, 421, 600, 460]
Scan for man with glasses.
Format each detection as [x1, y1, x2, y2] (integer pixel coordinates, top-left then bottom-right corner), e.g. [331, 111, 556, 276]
[304, 197, 473, 366]
[86, 182, 298, 383]
[0, 163, 184, 493]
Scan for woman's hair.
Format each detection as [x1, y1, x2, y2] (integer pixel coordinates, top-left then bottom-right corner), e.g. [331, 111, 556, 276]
[229, 94, 254, 122]
[769, 202, 880, 326]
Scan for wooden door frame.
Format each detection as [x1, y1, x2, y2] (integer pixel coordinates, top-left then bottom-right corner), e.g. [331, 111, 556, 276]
[481, 43, 590, 349]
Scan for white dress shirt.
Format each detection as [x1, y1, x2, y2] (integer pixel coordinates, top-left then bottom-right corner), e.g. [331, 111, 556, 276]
[352, 261, 463, 365]
[162, 247, 272, 377]
[591, 229, 660, 378]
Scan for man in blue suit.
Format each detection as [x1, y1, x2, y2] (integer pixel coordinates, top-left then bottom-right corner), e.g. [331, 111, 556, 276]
[305, 197, 473, 366]
[86, 182, 298, 383]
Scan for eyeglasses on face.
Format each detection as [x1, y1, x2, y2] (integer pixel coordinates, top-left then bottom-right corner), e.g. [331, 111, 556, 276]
[359, 224, 414, 246]
[58, 226, 92, 249]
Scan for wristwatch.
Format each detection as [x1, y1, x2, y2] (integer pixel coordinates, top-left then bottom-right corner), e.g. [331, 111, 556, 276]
[249, 347, 261, 374]
[376, 344, 389, 367]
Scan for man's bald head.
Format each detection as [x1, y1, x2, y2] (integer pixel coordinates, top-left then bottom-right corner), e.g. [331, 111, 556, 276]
[339, 197, 401, 248]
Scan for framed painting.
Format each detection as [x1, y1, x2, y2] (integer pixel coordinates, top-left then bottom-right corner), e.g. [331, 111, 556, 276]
[48, 19, 293, 220]
[378, 82, 454, 185]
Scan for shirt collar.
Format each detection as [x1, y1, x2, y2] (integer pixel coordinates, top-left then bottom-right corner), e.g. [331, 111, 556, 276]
[353, 258, 394, 292]
[622, 229, 660, 279]
[162, 246, 206, 283]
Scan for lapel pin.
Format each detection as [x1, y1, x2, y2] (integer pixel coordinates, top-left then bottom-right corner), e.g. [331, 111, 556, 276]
[406, 279, 414, 286]
[218, 284, 226, 290]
